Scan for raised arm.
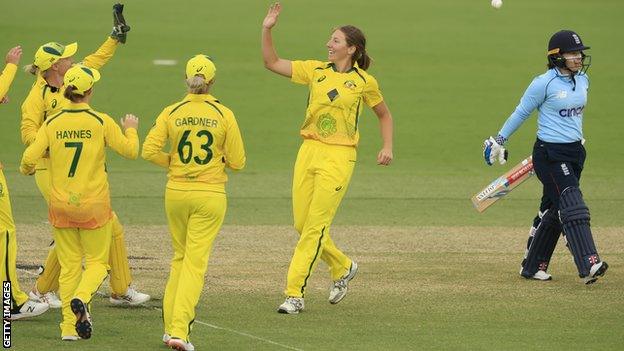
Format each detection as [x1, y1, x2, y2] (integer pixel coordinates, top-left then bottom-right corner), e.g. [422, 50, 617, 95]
[104, 114, 139, 159]
[81, 37, 119, 70]
[262, 3, 292, 77]
[0, 46, 21, 102]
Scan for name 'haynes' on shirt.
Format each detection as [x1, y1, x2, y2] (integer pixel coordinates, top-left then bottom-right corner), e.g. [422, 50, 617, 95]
[55, 129, 92, 139]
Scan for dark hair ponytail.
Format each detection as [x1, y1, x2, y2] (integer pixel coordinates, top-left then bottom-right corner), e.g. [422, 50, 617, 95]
[338, 25, 372, 70]
[357, 50, 371, 70]
[64, 86, 85, 102]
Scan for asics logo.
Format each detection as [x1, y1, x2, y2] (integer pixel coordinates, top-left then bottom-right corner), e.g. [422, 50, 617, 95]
[559, 106, 584, 117]
[196, 67, 203, 72]
[317, 75, 326, 82]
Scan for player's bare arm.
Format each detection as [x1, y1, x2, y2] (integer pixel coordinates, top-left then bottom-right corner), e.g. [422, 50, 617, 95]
[262, 2, 292, 77]
[372, 101, 393, 166]
[0, 46, 22, 104]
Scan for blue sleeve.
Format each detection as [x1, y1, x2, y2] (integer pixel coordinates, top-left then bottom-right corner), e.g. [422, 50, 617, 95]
[498, 76, 546, 139]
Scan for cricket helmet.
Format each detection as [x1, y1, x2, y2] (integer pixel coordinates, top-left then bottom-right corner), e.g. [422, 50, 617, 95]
[547, 30, 591, 74]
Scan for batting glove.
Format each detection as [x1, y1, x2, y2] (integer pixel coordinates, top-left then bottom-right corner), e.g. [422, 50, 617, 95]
[110, 3, 131, 44]
[483, 135, 508, 166]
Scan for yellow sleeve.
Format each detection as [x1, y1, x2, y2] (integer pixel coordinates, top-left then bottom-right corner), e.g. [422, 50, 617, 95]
[20, 85, 46, 146]
[0, 63, 17, 99]
[102, 114, 139, 159]
[81, 37, 119, 70]
[20, 125, 49, 175]
[223, 110, 246, 170]
[363, 75, 384, 108]
[141, 109, 171, 168]
[291, 60, 323, 85]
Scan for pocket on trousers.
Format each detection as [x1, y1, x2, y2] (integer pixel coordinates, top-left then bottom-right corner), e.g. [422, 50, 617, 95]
[543, 144, 580, 163]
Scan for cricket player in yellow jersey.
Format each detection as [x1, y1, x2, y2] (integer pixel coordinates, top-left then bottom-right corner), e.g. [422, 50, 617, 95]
[262, 3, 394, 314]
[20, 4, 149, 308]
[142, 55, 245, 351]
[20, 64, 140, 340]
[1, 46, 51, 321]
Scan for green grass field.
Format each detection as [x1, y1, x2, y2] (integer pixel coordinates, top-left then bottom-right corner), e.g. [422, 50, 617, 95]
[1, 0, 623, 349]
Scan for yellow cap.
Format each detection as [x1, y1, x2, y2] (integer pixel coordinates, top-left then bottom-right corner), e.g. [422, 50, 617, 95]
[186, 55, 216, 81]
[63, 64, 101, 95]
[34, 42, 78, 71]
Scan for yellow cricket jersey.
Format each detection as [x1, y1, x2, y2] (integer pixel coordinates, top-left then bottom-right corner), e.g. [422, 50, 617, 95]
[291, 60, 384, 146]
[1, 62, 18, 228]
[142, 94, 245, 192]
[20, 102, 139, 229]
[20, 37, 118, 147]
[0, 62, 17, 100]
[1, 62, 18, 170]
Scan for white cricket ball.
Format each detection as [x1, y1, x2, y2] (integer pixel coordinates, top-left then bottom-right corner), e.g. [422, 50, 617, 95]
[491, 0, 503, 9]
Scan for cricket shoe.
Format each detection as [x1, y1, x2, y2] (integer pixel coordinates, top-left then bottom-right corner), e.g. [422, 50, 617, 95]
[163, 333, 171, 345]
[329, 262, 359, 304]
[520, 268, 552, 281]
[277, 297, 304, 314]
[29, 288, 62, 309]
[583, 261, 608, 285]
[168, 337, 195, 351]
[70, 298, 92, 339]
[61, 335, 80, 341]
[109, 286, 151, 306]
[10, 300, 50, 320]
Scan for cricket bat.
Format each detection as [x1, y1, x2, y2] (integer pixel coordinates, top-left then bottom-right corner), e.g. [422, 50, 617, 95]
[471, 155, 535, 212]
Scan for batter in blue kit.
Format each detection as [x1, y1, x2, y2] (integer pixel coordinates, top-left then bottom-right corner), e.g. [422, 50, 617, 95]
[483, 30, 608, 284]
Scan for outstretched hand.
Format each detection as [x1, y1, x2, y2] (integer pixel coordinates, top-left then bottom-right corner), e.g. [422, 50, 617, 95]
[121, 114, 139, 131]
[5, 46, 22, 65]
[111, 3, 131, 43]
[263, 2, 282, 29]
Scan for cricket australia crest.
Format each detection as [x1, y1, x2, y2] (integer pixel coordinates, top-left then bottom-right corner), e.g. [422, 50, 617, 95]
[68, 192, 82, 207]
[316, 114, 337, 138]
[343, 80, 357, 90]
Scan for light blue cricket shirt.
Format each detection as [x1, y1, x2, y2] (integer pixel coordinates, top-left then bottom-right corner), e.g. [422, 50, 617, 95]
[498, 68, 589, 143]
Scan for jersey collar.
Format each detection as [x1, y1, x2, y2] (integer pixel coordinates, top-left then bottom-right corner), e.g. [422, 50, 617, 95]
[64, 102, 91, 111]
[552, 67, 585, 80]
[328, 61, 359, 73]
[185, 93, 218, 102]
[37, 73, 61, 92]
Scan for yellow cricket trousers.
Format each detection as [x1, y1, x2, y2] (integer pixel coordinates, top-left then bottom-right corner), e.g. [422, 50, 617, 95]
[53, 220, 112, 337]
[0, 169, 29, 308]
[163, 187, 226, 342]
[34, 161, 131, 295]
[285, 139, 356, 298]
